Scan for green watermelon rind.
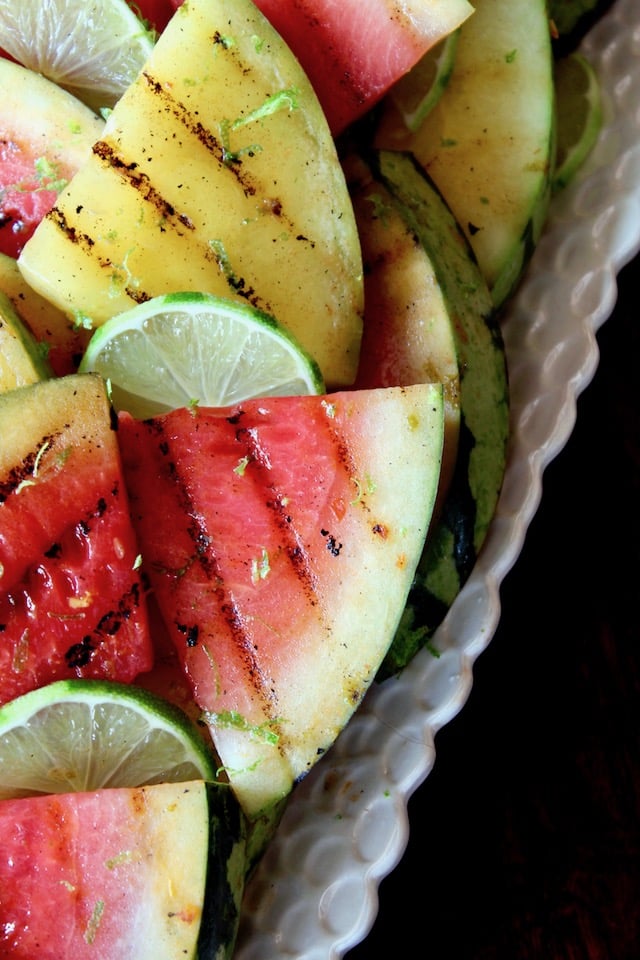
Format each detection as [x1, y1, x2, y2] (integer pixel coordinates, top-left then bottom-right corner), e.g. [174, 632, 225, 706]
[373, 150, 509, 678]
[199, 780, 250, 960]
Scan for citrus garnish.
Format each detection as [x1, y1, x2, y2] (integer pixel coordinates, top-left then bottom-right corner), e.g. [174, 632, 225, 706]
[0, 679, 216, 799]
[79, 291, 325, 418]
[548, 0, 600, 38]
[552, 51, 603, 192]
[388, 31, 459, 133]
[0, 0, 155, 111]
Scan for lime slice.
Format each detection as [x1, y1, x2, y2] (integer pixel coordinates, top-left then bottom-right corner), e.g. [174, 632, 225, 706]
[79, 291, 325, 418]
[0, 0, 155, 111]
[388, 31, 459, 133]
[552, 51, 603, 192]
[548, 0, 600, 38]
[0, 679, 216, 800]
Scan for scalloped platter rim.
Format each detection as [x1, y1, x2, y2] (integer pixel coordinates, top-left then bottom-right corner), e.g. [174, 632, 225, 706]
[234, 2, 640, 957]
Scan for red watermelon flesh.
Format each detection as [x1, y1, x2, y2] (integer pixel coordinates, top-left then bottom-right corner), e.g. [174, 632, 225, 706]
[251, 0, 474, 135]
[0, 140, 58, 258]
[0, 374, 153, 705]
[145, 0, 474, 135]
[132, 0, 180, 33]
[118, 384, 444, 817]
[0, 781, 210, 959]
[0, 58, 103, 259]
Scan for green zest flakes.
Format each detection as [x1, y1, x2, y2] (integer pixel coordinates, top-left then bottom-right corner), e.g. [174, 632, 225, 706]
[204, 709, 281, 746]
[219, 88, 300, 163]
[84, 898, 105, 944]
[251, 548, 270, 583]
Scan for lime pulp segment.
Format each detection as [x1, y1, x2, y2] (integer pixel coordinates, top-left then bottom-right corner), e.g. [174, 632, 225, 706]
[79, 291, 325, 419]
[0, 679, 216, 799]
[552, 51, 603, 192]
[0, 0, 155, 110]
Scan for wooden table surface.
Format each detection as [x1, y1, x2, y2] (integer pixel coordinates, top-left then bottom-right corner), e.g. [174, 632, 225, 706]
[346, 250, 640, 959]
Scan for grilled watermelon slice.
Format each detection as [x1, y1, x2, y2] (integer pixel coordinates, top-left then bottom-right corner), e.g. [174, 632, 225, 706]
[0, 373, 153, 705]
[0, 58, 103, 260]
[136, 0, 474, 136]
[346, 151, 461, 516]
[251, 0, 474, 136]
[0, 779, 246, 960]
[118, 383, 444, 817]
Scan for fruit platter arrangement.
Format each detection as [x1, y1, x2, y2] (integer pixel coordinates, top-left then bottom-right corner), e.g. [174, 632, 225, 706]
[0, 0, 639, 957]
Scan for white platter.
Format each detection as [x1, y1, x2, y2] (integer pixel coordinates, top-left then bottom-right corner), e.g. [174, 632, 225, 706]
[234, 1, 640, 956]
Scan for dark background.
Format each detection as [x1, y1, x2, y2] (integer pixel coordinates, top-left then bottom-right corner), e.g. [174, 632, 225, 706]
[346, 250, 640, 959]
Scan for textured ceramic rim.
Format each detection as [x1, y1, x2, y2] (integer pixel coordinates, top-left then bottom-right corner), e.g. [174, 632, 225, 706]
[235, 2, 640, 956]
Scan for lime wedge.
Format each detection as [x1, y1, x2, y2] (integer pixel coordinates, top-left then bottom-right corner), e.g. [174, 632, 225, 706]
[0, 0, 155, 111]
[0, 679, 216, 799]
[552, 51, 603, 192]
[388, 31, 459, 133]
[548, 0, 600, 38]
[79, 291, 325, 418]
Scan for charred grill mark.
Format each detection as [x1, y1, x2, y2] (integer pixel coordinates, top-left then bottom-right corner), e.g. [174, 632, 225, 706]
[203, 241, 260, 306]
[45, 206, 96, 254]
[234, 423, 320, 605]
[67, 489, 120, 542]
[123, 287, 152, 304]
[143, 71, 225, 161]
[141, 70, 306, 248]
[92, 140, 196, 232]
[325, 417, 362, 510]
[269, 495, 319, 604]
[177, 622, 199, 647]
[45, 205, 152, 305]
[320, 528, 343, 556]
[28, 481, 120, 569]
[63, 581, 142, 671]
[141, 71, 257, 199]
[65, 635, 96, 669]
[235, 425, 271, 470]
[0, 432, 58, 502]
[153, 427, 276, 713]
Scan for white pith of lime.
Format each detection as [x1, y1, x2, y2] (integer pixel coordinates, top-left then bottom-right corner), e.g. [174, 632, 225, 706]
[389, 31, 460, 133]
[0, 0, 155, 111]
[0, 679, 216, 799]
[79, 291, 325, 418]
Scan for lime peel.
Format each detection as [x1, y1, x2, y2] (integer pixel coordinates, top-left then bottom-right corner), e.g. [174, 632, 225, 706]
[552, 51, 603, 192]
[79, 291, 325, 419]
[389, 31, 460, 133]
[0, 678, 217, 799]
